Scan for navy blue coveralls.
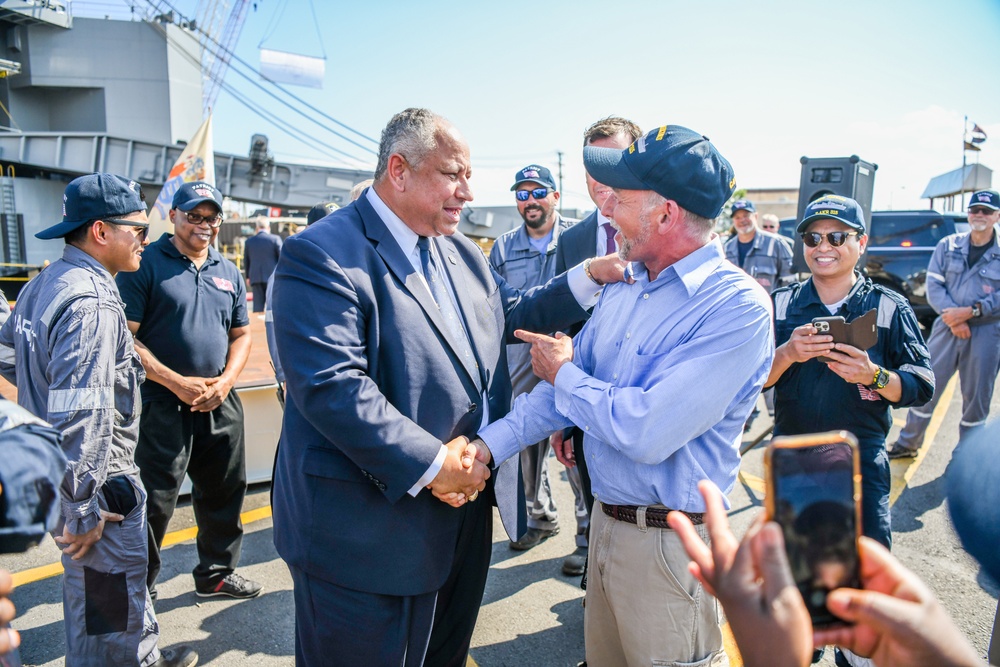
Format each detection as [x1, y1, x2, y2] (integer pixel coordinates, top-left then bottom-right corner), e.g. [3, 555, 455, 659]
[770, 275, 934, 548]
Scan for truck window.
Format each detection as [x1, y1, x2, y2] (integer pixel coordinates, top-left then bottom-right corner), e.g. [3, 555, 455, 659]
[870, 215, 950, 248]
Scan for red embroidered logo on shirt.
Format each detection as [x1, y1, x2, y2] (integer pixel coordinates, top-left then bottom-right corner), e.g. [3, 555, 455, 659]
[212, 276, 235, 293]
[856, 384, 882, 401]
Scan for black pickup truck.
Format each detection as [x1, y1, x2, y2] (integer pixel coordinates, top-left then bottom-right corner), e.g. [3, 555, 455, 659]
[779, 210, 969, 330]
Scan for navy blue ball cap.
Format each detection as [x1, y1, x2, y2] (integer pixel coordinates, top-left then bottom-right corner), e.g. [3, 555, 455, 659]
[582, 125, 736, 220]
[969, 189, 1000, 211]
[36, 173, 146, 240]
[307, 201, 339, 225]
[796, 195, 866, 234]
[947, 421, 1000, 583]
[731, 199, 756, 214]
[510, 164, 557, 191]
[172, 181, 223, 212]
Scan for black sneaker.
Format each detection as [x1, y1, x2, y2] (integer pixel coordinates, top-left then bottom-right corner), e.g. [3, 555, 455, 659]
[887, 443, 918, 460]
[509, 526, 559, 551]
[152, 646, 198, 667]
[195, 572, 262, 599]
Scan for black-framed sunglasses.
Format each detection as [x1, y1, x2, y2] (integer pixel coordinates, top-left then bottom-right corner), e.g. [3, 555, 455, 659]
[969, 206, 997, 216]
[801, 231, 859, 248]
[103, 218, 150, 242]
[180, 211, 224, 228]
[515, 188, 550, 202]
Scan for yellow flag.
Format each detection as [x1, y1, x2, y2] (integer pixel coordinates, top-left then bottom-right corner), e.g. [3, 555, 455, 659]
[148, 114, 215, 239]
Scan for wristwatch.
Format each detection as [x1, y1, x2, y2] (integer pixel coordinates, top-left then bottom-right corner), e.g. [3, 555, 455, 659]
[971, 302, 983, 318]
[869, 366, 890, 390]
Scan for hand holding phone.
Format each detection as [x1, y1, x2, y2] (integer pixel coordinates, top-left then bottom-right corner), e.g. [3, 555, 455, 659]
[766, 431, 861, 628]
[812, 309, 877, 363]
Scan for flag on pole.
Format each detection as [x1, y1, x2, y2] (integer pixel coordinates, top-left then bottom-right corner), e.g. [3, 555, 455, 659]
[971, 123, 988, 144]
[965, 141, 982, 152]
[148, 114, 216, 239]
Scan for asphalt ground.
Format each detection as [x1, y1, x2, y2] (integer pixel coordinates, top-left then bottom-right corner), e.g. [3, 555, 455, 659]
[2, 374, 998, 666]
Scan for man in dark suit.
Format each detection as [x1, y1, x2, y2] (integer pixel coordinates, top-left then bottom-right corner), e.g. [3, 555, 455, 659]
[243, 218, 282, 312]
[554, 116, 642, 518]
[270, 108, 624, 667]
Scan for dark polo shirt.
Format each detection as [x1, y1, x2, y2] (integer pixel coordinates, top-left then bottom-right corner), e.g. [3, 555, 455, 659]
[117, 233, 250, 403]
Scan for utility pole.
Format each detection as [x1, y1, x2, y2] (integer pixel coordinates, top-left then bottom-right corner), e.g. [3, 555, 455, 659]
[556, 150, 564, 211]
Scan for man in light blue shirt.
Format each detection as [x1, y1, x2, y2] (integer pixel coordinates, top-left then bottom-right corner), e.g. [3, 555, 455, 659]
[467, 126, 775, 667]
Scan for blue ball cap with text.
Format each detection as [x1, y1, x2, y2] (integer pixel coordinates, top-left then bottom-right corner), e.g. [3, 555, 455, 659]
[796, 195, 866, 234]
[731, 199, 756, 214]
[582, 125, 736, 220]
[172, 181, 224, 212]
[510, 164, 557, 191]
[969, 190, 1000, 211]
[36, 173, 146, 240]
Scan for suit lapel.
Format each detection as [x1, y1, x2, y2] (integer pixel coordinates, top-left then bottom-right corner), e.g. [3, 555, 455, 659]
[358, 199, 483, 392]
[433, 237, 486, 392]
[573, 212, 599, 264]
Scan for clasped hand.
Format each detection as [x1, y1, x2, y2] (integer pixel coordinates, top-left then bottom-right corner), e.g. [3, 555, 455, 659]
[427, 436, 492, 508]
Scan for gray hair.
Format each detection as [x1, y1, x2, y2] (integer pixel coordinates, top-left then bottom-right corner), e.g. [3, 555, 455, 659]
[374, 108, 442, 181]
[255, 218, 270, 230]
[643, 191, 713, 237]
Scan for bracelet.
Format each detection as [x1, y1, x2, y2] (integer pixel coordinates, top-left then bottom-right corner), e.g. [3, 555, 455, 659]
[584, 257, 604, 286]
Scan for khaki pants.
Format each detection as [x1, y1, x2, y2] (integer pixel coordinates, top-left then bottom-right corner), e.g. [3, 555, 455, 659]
[585, 504, 727, 667]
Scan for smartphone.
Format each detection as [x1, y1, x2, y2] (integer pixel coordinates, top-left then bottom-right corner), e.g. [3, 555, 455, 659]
[811, 309, 878, 363]
[765, 431, 862, 627]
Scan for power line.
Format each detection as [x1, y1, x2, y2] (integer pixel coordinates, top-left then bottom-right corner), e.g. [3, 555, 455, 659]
[150, 19, 368, 166]
[147, 0, 378, 149]
[146, 15, 376, 158]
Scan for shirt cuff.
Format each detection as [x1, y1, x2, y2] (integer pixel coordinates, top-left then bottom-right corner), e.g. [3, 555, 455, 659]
[478, 419, 523, 468]
[408, 444, 447, 496]
[567, 263, 603, 309]
[62, 496, 101, 535]
[553, 362, 587, 416]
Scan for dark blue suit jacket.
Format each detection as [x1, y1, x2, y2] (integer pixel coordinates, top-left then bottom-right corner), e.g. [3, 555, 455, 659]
[270, 193, 586, 596]
[555, 210, 600, 337]
[244, 231, 282, 284]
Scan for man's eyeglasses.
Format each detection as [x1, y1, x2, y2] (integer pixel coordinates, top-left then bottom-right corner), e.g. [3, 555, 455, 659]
[969, 206, 996, 216]
[515, 188, 550, 202]
[180, 211, 224, 228]
[103, 218, 149, 242]
[801, 231, 859, 248]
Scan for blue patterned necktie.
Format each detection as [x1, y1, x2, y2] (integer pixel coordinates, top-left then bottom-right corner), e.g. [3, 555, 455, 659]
[416, 237, 475, 365]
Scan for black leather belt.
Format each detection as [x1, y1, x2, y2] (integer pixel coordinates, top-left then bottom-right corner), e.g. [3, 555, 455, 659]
[601, 502, 705, 527]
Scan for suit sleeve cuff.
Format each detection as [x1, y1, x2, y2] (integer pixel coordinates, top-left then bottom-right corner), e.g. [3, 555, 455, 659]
[408, 444, 447, 496]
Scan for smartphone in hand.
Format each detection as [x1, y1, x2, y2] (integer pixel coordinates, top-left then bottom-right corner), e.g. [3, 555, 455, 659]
[765, 431, 861, 627]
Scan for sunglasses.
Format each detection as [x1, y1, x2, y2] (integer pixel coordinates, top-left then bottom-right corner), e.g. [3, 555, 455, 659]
[801, 231, 859, 248]
[515, 188, 550, 202]
[180, 211, 224, 228]
[103, 218, 150, 242]
[969, 206, 996, 215]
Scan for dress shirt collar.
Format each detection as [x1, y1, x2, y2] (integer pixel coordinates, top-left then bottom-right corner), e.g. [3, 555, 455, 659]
[635, 237, 726, 298]
[366, 186, 421, 261]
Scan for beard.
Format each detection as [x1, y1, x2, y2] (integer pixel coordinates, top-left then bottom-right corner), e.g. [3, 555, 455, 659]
[617, 214, 652, 261]
[520, 204, 551, 230]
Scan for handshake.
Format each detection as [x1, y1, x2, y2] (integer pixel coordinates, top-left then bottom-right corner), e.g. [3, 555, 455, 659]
[426, 436, 494, 507]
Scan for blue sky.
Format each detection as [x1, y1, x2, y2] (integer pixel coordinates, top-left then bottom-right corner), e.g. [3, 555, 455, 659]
[80, 0, 1000, 211]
